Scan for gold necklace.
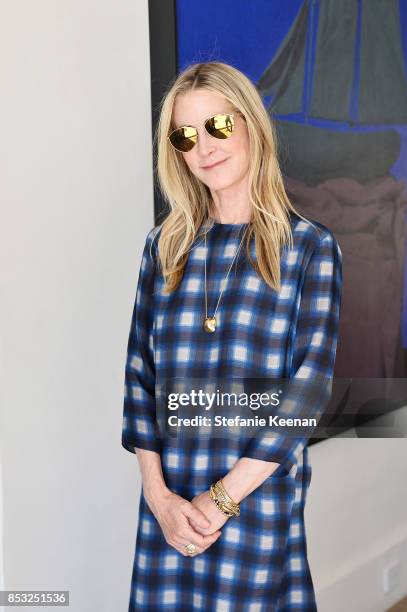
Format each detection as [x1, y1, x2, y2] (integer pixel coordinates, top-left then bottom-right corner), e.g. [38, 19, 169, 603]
[203, 222, 249, 333]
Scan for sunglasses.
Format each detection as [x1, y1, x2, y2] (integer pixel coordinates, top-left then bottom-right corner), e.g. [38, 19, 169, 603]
[168, 113, 236, 153]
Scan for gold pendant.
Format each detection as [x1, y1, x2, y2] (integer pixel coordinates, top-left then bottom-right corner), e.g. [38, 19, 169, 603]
[203, 316, 217, 333]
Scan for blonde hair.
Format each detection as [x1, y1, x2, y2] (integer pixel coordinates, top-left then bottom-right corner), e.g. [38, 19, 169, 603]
[153, 61, 313, 294]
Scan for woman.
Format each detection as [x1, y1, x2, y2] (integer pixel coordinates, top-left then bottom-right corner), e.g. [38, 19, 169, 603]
[122, 61, 342, 611]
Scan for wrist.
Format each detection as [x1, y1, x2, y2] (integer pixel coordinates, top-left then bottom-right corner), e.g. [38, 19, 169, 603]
[220, 473, 245, 504]
[143, 481, 172, 508]
[209, 480, 240, 517]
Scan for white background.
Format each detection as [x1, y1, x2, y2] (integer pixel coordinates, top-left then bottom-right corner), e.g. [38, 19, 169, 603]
[1, 1, 154, 610]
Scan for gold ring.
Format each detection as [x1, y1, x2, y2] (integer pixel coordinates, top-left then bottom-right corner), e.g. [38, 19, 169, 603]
[185, 543, 196, 554]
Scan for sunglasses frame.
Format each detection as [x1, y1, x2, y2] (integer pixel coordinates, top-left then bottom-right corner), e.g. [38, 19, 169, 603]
[167, 112, 237, 153]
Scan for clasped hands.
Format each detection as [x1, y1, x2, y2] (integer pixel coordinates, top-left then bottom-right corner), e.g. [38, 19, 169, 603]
[149, 487, 230, 558]
[143, 454, 277, 558]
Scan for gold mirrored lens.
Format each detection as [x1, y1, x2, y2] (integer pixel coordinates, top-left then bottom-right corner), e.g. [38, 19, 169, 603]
[168, 125, 197, 152]
[205, 114, 234, 139]
[168, 114, 235, 152]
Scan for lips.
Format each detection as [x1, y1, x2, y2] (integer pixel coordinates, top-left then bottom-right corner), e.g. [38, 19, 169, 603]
[201, 158, 228, 170]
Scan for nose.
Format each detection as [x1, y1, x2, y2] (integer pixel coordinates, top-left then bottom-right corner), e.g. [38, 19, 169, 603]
[196, 126, 216, 157]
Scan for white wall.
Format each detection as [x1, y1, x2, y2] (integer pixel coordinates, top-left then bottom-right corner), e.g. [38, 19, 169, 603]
[1, 3, 407, 612]
[308, 436, 407, 612]
[0, 2, 153, 610]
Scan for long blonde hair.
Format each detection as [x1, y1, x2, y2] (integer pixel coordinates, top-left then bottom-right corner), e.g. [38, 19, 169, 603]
[153, 61, 312, 294]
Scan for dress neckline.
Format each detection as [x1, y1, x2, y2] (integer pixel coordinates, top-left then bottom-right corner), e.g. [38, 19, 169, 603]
[205, 218, 251, 230]
[212, 221, 249, 227]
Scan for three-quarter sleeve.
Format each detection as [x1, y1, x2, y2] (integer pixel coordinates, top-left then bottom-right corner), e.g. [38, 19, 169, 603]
[242, 230, 343, 474]
[121, 227, 162, 454]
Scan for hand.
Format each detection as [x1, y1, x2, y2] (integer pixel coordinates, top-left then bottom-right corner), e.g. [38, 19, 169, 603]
[146, 489, 222, 557]
[189, 490, 230, 536]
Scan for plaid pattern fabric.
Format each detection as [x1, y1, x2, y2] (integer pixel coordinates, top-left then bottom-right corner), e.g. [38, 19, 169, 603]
[122, 213, 342, 611]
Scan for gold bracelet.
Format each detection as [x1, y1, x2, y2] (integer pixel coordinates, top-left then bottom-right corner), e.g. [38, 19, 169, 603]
[216, 479, 240, 512]
[212, 483, 240, 516]
[209, 486, 238, 517]
[209, 487, 235, 517]
[209, 479, 240, 517]
[211, 482, 240, 516]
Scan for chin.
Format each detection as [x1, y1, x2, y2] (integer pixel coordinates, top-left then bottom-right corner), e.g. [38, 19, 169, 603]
[201, 176, 239, 190]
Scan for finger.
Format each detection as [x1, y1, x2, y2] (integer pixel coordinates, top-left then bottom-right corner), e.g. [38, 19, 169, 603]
[185, 528, 216, 549]
[186, 531, 222, 556]
[176, 517, 214, 548]
[173, 541, 200, 557]
[199, 531, 222, 553]
[178, 527, 221, 550]
[176, 530, 221, 557]
[189, 520, 221, 536]
[168, 538, 193, 557]
[200, 529, 222, 546]
[187, 517, 207, 535]
[181, 502, 211, 529]
[202, 530, 222, 547]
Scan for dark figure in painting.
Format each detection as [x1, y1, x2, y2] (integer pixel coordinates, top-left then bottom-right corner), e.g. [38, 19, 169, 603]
[257, 0, 407, 423]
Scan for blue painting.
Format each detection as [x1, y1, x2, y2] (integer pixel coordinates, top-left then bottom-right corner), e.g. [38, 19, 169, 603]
[176, 0, 407, 383]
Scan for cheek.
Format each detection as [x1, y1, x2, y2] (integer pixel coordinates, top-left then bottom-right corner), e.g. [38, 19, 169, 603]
[232, 140, 250, 172]
[182, 151, 200, 174]
[240, 131, 251, 156]
[230, 130, 250, 161]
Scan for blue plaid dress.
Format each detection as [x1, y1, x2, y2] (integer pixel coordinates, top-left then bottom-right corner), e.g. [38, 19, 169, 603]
[122, 213, 342, 611]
